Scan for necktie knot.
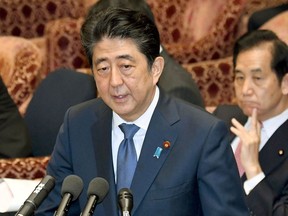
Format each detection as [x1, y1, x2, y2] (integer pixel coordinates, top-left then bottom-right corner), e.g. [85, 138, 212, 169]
[119, 123, 139, 140]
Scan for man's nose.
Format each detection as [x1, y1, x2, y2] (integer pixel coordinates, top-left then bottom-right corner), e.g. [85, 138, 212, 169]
[241, 79, 253, 96]
[110, 68, 123, 87]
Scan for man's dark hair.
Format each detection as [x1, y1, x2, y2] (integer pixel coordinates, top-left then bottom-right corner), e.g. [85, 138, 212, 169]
[81, 7, 160, 70]
[233, 29, 288, 82]
[86, 0, 155, 23]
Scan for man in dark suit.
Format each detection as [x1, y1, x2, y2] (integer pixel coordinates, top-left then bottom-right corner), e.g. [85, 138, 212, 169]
[248, 3, 288, 32]
[85, 0, 205, 108]
[0, 76, 31, 158]
[36, 8, 248, 215]
[214, 29, 288, 215]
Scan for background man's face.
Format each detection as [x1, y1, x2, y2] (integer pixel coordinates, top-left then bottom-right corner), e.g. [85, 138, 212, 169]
[234, 44, 286, 121]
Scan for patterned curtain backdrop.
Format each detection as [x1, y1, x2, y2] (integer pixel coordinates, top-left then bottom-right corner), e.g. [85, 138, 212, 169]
[0, 0, 86, 38]
[243, 0, 288, 16]
[0, 36, 43, 114]
[0, 156, 50, 179]
[146, 0, 247, 64]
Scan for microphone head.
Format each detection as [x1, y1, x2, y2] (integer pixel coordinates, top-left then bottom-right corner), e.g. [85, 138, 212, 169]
[61, 175, 83, 201]
[118, 188, 133, 212]
[87, 177, 109, 203]
[40, 175, 56, 193]
[32, 175, 55, 207]
[15, 175, 55, 216]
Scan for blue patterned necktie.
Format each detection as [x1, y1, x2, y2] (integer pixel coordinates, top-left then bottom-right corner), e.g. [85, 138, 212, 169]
[117, 123, 140, 193]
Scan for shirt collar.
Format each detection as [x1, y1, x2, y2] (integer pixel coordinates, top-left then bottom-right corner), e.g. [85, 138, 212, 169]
[261, 108, 288, 138]
[246, 108, 288, 139]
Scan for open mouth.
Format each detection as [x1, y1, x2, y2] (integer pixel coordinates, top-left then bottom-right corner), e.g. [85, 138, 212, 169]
[113, 94, 128, 102]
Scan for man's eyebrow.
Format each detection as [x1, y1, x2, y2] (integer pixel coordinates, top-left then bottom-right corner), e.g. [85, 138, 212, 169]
[94, 55, 136, 65]
[234, 68, 262, 73]
[116, 55, 136, 62]
[95, 57, 108, 66]
[234, 69, 242, 74]
[250, 68, 262, 73]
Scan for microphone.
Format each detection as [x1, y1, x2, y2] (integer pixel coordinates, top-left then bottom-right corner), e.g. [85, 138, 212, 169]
[118, 188, 133, 216]
[15, 175, 55, 216]
[80, 177, 109, 216]
[54, 175, 83, 216]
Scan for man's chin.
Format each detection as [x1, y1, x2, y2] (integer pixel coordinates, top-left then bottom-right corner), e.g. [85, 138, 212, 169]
[113, 105, 134, 120]
[242, 107, 254, 117]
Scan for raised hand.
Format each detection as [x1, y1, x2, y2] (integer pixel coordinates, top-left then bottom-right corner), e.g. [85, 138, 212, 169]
[230, 108, 262, 179]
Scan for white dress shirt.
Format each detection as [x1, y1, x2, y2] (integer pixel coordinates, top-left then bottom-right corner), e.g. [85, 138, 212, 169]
[111, 87, 160, 181]
[231, 108, 288, 194]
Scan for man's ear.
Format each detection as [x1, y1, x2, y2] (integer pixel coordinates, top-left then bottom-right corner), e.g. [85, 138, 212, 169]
[151, 56, 164, 85]
[281, 73, 288, 95]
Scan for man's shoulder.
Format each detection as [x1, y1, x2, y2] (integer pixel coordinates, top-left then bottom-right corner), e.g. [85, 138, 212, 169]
[67, 98, 109, 117]
[213, 104, 247, 126]
[161, 93, 222, 124]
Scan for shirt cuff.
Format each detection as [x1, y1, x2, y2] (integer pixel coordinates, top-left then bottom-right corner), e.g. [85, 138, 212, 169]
[243, 172, 265, 195]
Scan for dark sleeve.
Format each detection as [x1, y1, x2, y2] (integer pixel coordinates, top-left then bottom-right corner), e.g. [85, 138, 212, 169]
[213, 104, 247, 127]
[246, 159, 288, 216]
[158, 48, 205, 108]
[0, 76, 32, 158]
[35, 108, 81, 215]
[248, 4, 288, 31]
[198, 119, 249, 216]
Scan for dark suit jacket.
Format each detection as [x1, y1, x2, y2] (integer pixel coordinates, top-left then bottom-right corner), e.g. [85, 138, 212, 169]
[158, 48, 204, 108]
[248, 4, 288, 32]
[214, 104, 288, 216]
[37, 91, 248, 216]
[213, 104, 247, 143]
[0, 76, 31, 158]
[24, 68, 97, 156]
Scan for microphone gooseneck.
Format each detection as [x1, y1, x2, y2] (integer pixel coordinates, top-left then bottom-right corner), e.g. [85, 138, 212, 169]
[80, 177, 109, 216]
[15, 175, 55, 216]
[54, 175, 83, 216]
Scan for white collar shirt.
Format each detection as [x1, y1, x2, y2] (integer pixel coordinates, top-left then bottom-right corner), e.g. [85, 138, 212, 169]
[111, 87, 160, 179]
[231, 108, 288, 194]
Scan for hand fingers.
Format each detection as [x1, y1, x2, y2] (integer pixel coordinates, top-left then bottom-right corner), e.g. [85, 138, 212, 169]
[251, 108, 261, 135]
[251, 108, 258, 129]
[230, 118, 245, 137]
[231, 118, 244, 130]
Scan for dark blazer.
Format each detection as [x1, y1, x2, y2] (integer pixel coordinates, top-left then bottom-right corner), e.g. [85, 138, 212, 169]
[214, 104, 288, 216]
[24, 68, 97, 156]
[248, 4, 288, 32]
[0, 76, 31, 158]
[37, 91, 248, 216]
[213, 104, 247, 143]
[158, 48, 204, 108]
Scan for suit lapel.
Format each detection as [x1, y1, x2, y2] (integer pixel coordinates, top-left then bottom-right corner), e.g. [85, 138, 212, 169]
[241, 119, 288, 182]
[91, 102, 118, 216]
[131, 92, 179, 212]
[259, 119, 288, 175]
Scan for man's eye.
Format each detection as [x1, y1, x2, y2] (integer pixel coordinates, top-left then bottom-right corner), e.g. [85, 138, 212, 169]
[120, 64, 134, 74]
[98, 67, 109, 73]
[234, 75, 245, 85]
[235, 76, 244, 81]
[123, 65, 131, 69]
